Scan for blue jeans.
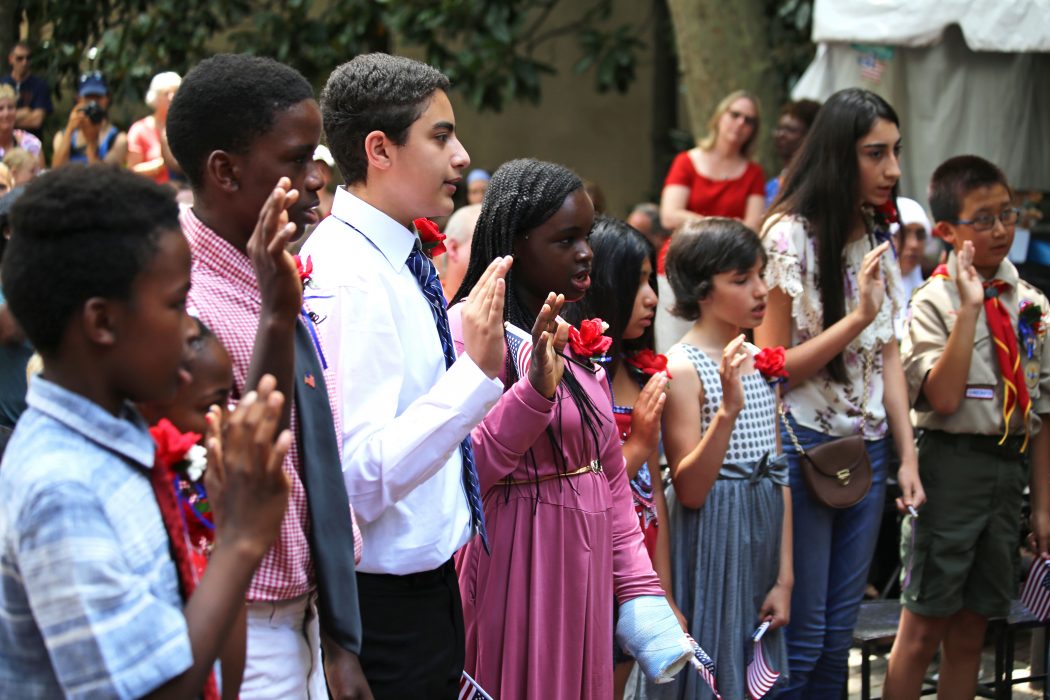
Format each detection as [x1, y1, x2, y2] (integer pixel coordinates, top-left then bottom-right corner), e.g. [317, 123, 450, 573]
[778, 417, 890, 699]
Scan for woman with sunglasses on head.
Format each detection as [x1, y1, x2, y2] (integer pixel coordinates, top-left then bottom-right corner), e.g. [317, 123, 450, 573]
[753, 87, 925, 697]
[656, 90, 766, 350]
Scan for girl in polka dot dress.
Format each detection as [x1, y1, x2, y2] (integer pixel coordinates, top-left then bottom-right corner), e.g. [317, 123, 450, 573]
[642, 218, 792, 700]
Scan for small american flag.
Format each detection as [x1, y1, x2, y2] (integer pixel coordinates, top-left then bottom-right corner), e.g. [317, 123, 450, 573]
[687, 635, 722, 699]
[858, 52, 885, 83]
[458, 671, 494, 700]
[1021, 558, 1050, 621]
[504, 322, 533, 379]
[746, 622, 781, 699]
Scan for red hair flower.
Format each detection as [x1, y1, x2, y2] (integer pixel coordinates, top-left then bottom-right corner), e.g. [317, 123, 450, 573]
[754, 346, 788, 384]
[293, 254, 313, 286]
[414, 217, 447, 258]
[625, 349, 672, 380]
[569, 318, 613, 362]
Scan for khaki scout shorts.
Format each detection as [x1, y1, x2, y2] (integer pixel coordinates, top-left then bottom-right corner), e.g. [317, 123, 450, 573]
[900, 430, 1027, 619]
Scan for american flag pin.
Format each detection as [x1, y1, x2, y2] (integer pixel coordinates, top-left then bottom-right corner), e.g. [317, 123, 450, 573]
[304, 373, 316, 388]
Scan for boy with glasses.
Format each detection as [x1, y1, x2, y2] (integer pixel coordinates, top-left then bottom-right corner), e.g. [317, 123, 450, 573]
[884, 155, 1050, 698]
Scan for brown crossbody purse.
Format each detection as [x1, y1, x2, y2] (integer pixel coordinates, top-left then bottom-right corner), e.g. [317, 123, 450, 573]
[778, 349, 873, 509]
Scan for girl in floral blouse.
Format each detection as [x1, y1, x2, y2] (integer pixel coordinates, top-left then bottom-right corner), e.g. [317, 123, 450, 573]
[753, 88, 925, 698]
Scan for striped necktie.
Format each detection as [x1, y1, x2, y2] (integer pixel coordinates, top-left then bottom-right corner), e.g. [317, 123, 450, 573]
[406, 241, 490, 552]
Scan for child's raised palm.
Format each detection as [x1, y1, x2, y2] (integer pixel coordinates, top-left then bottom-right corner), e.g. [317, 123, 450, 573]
[718, 334, 748, 417]
[955, 240, 984, 309]
[630, 372, 668, 453]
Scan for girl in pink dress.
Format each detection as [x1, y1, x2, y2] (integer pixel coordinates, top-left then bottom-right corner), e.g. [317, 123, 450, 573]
[449, 159, 677, 699]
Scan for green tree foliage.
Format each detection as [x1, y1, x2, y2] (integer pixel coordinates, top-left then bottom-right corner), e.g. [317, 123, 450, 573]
[16, 0, 646, 110]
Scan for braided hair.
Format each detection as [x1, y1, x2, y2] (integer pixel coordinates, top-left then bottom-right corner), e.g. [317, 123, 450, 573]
[453, 158, 605, 493]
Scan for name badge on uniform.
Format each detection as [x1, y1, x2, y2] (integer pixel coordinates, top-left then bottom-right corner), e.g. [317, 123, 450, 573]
[965, 385, 995, 400]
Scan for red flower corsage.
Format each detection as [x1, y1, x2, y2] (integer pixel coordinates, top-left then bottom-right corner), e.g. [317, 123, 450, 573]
[414, 217, 447, 258]
[150, 419, 213, 557]
[876, 199, 899, 225]
[754, 346, 788, 384]
[625, 349, 672, 380]
[569, 318, 613, 363]
[293, 254, 313, 287]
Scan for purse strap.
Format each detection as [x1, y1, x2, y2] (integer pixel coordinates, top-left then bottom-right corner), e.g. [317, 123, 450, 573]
[778, 348, 873, 457]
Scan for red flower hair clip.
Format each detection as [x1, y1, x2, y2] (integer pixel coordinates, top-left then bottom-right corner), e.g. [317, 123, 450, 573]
[414, 218, 447, 258]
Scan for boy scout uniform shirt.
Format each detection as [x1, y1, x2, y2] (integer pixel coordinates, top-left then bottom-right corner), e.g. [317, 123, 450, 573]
[902, 252, 1050, 435]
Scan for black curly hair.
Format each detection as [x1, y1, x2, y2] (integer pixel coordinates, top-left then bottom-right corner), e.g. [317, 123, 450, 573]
[167, 54, 314, 189]
[2, 165, 179, 355]
[321, 53, 450, 185]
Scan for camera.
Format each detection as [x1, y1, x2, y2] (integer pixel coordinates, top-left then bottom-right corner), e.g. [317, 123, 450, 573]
[78, 101, 106, 125]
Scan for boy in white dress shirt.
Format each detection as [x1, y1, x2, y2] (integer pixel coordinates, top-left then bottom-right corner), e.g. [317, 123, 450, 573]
[302, 54, 511, 698]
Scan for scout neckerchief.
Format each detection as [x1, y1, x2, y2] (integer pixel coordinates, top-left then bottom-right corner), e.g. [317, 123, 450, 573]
[930, 264, 1031, 451]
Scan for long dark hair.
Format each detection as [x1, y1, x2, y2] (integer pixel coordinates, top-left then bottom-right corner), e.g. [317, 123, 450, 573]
[453, 158, 605, 488]
[765, 88, 899, 382]
[563, 215, 657, 378]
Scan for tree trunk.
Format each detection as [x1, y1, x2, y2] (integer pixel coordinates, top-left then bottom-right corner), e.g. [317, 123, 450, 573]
[665, 0, 782, 172]
[0, 0, 18, 52]
[649, 0, 679, 198]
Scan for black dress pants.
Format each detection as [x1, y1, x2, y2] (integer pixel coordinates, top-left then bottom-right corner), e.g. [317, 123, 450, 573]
[356, 559, 465, 700]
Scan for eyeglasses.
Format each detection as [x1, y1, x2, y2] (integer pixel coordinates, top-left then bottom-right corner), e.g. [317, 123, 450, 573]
[727, 109, 758, 128]
[951, 207, 1021, 232]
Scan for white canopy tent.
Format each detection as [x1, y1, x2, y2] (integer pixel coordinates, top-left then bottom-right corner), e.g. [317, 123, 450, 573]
[792, 0, 1050, 201]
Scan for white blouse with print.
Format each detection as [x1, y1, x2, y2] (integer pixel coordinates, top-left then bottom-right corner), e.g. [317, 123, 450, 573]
[762, 214, 904, 439]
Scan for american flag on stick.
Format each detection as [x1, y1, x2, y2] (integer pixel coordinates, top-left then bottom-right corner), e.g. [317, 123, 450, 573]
[458, 670, 494, 700]
[1021, 558, 1050, 621]
[686, 635, 722, 699]
[504, 321, 533, 379]
[746, 621, 781, 699]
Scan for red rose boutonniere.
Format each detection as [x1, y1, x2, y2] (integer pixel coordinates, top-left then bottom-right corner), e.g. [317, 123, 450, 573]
[568, 318, 613, 364]
[625, 348, 673, 380]
[293, 254, 313, 287]
[754, 346, 788, 385]
[414, 217, 447, 258]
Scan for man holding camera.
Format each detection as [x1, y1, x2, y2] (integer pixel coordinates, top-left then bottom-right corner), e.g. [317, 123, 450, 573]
[52, 72, 126, 168]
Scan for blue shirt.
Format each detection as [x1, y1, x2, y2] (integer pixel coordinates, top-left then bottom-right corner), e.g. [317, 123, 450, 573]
[0, 377, 192, 698]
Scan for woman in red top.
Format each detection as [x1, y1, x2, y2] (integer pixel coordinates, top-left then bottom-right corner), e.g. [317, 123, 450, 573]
[656, 90, 765, 350]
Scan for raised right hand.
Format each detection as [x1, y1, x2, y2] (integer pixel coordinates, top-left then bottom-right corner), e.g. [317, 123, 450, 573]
[955, 240, 984, 310]
[246, 178, 302, 323]
[855, 241, 890, 323]
[461, 256, 513, 378]
[205, 374, 291, 560]
[718, 334, 748, 417]
[528, 292, 569, 398]
[630, 371, 669, 453]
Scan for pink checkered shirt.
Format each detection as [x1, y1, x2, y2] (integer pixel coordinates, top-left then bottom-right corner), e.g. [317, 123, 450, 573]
[181, 207, 362, 602]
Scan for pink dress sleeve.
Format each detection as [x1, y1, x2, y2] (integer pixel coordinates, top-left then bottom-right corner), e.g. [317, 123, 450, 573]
[448, 303, 556, 493]
[597, 370, 667, 603]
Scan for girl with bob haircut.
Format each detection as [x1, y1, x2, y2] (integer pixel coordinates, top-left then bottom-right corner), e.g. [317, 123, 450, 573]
[450, 159, 686, 699]
[754, 87, 925, 697]
[638, 218, 792, 699]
